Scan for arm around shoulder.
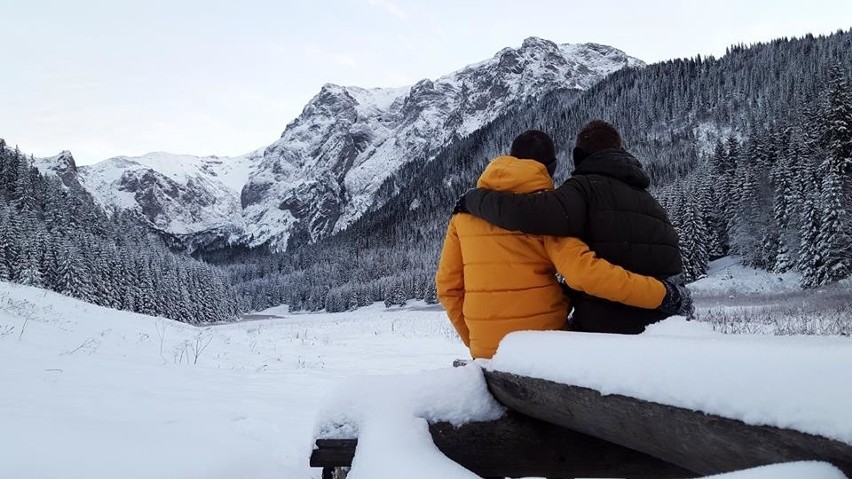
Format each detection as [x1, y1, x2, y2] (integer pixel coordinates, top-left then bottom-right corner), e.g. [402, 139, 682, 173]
[463, 179, 588, 236]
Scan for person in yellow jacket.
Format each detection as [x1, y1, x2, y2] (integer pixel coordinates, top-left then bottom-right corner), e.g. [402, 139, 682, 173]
[436, 130, 681, 359]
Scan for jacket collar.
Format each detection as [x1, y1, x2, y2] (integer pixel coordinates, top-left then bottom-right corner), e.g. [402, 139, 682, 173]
[571, 148, 651, 189]
[477, 156, 554, 193]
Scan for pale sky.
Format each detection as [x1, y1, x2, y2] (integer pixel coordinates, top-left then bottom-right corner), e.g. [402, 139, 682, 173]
[2, 0, 850, 165]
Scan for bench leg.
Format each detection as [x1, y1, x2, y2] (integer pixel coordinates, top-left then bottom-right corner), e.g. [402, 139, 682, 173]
[322, 466, 349, 479]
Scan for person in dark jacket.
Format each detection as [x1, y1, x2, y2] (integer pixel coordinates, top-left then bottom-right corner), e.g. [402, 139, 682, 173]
[456, 120, 690, 334]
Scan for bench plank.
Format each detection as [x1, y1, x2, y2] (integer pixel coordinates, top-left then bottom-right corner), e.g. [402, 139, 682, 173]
[311, 411, 693, 478]
[485, 369, 852, 476]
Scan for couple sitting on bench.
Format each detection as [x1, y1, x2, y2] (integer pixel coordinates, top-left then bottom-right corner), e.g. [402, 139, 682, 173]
[436, 121, 692, 359]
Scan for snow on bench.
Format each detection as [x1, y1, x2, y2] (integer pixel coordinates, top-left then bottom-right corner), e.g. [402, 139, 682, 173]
[704, 461, 847, 479]
[312, 365, 502, 479]
[311, 363, 691, 478]
[486, 317, 852, 475]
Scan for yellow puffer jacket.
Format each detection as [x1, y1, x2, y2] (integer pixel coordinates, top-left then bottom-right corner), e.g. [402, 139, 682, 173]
[436, 156, 665, 359]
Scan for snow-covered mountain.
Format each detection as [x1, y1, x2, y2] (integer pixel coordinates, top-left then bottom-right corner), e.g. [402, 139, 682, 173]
[244, 39, 643, 250]
[77, 152, 262, 246]
[32, 150, 79, 188]
[51, 38, 643, 251]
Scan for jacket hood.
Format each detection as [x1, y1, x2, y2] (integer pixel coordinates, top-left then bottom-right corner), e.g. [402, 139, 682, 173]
[572, 148, 651, 189]
[477, 156, 554, 193]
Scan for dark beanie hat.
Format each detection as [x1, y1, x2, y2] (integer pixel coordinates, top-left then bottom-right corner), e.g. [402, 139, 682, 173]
[573, 120, 622, 166]
[511, 130, 558, 175]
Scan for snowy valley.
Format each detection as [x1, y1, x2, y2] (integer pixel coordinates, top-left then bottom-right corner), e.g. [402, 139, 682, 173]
[1, 258, 851, 478]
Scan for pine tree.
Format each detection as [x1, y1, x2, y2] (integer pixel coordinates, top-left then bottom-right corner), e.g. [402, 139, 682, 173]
[346, 291, 359, 311]
[37, 236, 59, 290]
[43, 179, 69, 235]
[15, 224, 43, 286]
[698, 173, 727, 258]
[2, 212, 22, 280]
[798, 190, 822, 288]
[325, 288, 344, 312]
[723, 136, 740, 176]
[678, 192, 709, 281]
[57, 241, 85, 298]
[390, 283, 408, 307]
[814, 168, 851, 284]
[136, 258, 157, 316]
[424, 280, 438, 304]
[730, 166, 760, 264]
[770, 140, 798, 272]
[13, 154, 38, 211]
[2, 148, 21, 200]
[0, 245, 8, 281]
[17, 259, 43, 287]
[0, 208, 11, 281]
[810, 64, 852, 284]
[822, 64, 852, 175]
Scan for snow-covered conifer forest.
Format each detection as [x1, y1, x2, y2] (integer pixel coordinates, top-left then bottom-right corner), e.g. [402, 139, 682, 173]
[0, 144, 239, 322]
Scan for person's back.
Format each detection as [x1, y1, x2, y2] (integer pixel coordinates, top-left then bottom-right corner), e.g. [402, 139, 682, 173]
[568, 147, 682, 333]
[441, 155, 569, 358]
[436, 130, 672, 359]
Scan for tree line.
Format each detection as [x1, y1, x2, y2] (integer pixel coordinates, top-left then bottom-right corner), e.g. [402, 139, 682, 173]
[661, 64, 851, 285]
[0, 144, 241, 323]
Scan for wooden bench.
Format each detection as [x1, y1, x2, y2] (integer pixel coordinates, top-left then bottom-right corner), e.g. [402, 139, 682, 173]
[310, 370, 852, 478]
[485, 370, 852, 477]
[311, 410, 691, 478]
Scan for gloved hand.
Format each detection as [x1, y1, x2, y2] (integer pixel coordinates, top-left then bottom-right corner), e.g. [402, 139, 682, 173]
[658, 278, 694, 318]
[452, 189, 474, 215]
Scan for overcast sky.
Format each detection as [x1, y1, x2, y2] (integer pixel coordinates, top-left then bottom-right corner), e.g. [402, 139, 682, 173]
[2, 0, 850, 165]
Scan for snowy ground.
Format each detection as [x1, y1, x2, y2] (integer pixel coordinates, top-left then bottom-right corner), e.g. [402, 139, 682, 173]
[689, 256, 803, 297]
[0, 283, 466, 479]
[2, 257, 850, 478]
[691, 257, 852, 336]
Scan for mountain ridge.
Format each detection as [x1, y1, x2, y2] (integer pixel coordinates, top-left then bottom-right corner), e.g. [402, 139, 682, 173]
[36, 37, 643, 251]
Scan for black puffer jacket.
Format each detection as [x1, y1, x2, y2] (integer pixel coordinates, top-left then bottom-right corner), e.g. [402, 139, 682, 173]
[464, 148, 682, 333]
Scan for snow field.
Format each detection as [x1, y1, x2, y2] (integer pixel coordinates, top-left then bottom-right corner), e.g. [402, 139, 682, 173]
[691, 257, 852, 336]
[689, 256, 802, 297]
[0, 283, 467, 479]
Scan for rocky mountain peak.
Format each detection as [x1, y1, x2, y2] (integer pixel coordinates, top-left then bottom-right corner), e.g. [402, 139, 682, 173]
[521, 36, 558, 49]
[34, 150, 76, 173]
[51, 38, 643, 253]
[32, 150, 79, 188]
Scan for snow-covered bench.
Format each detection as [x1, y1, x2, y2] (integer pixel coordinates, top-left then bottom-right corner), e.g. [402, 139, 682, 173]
[485, 370, 852, 476]
[311, 319, 852, 478]
[483, 321, 852, 476]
